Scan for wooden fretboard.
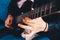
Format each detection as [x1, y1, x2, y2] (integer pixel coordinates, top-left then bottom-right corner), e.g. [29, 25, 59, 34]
[16, 0, 60, 24]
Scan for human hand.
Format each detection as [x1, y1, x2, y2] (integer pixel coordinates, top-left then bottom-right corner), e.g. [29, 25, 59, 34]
[5, 15, 13, 28]
[18, 17, 48, 40]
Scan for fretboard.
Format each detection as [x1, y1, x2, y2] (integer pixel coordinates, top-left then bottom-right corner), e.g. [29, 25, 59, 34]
[16, 1, 60, 24]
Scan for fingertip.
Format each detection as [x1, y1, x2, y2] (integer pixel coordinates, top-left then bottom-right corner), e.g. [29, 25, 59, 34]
[5, 25, 10, 28]
[23, 19, 25, 22]
[18, 24, 20, 26]
[18, 24, 22, 27]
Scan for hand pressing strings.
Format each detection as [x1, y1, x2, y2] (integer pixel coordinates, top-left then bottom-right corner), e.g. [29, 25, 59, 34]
[18, 17, 48, 40]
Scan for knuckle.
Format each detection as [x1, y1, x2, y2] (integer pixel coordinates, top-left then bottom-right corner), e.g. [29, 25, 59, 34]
[5, 25, 7, 27]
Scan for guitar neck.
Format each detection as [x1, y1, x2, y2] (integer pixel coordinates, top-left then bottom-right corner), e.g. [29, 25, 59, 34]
[29, 2, 60, 19]
[16, 0, 60, 24]
[30, 7, 60, 19]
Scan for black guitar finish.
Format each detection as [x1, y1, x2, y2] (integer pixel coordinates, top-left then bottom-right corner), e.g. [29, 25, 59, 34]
[16, 0, 60, 24]
[0, 0, 60, 38]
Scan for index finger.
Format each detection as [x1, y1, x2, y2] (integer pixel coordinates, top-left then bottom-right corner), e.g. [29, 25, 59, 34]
[18, 24, 33, 30]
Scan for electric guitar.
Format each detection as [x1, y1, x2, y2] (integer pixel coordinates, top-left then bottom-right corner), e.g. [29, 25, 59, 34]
[16, 1, 60, 24]
[0, 0, 60, 40]
[15, 1, 60, 40]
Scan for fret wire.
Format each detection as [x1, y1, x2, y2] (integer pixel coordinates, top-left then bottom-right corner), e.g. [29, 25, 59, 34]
[31, 2, 34, 19]
[34, 13, 36, 18]
[34, 8, 36, 18]
[36, 8, 38, 17]
[49, 2, 52, 14]
[40, 6, 43, 17]
[33, 2, 37, 18]
[33, 8, 35, 18]
[40, 5, 45, 17]
[34, 4, 38, 18]
[31, 10, 34, 18]
[34, 7, 39, 18]
[31, 9, 34, 19]
[35, 8, 38, 17]
[44, 4, 47, 15]
[35, 13, 38, 18]
[35, 8, 37, 18]
[37, 8, 40, 17]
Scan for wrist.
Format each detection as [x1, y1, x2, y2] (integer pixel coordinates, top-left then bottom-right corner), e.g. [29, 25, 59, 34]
[44, 23, 48, 32]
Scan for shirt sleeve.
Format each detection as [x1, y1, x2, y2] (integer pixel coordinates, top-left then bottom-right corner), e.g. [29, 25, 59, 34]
[48, 23, 60, 32]
[8, 0, 17, 16]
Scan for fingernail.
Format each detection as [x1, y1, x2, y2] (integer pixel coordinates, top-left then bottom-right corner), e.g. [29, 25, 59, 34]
[18, 24, 22, 26]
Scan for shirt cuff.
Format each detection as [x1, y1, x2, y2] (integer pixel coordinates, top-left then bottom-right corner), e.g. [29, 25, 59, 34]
[48, 23, 60, 32]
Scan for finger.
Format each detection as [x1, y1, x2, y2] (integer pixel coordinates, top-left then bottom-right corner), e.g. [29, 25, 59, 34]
[21, 32, 31, 38]
[9, 20, 12, 25]
[23, 17, 34, 26]
[21, 32, 25, 38]
[23, 19, 34, 27]
[24, 17, 32, 22]
[21, 31, 35, 39]
[5, 24, 10, 28]
[5, 21, 12, 28]
[24, 17, 37, 23]
[18, 24, 33, 30]
[21, 32, 29, 38]
[5, 21, 11, 27]
[5, 21, 11, 26]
